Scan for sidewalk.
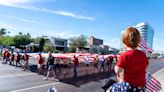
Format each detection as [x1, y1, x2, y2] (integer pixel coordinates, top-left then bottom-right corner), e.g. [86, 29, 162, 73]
[152, 67, 164, 92]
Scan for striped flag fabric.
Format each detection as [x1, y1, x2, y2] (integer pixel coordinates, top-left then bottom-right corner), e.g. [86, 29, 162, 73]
[139, 38, 153, 52]
[146, 73, 161, 92]
[47, 86, 58, 92]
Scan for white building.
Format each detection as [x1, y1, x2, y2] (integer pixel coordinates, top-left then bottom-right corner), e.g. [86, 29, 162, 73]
[120, 22, 154, 52]
[46, 37, 68, 51]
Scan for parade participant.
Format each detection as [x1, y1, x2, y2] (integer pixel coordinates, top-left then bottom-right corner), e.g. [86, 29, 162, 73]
[105, 56, 110, 71]
[2, 49, 7, 63]
[72, 55, 79, 77]
[10, 52, 15, 66]
[109, 55, 114, 70]
[93, 55, 99, 71]
[63, 58, 68, 68]
[109, 27, 149, 91]
[113, 54, 118, 62]
[23, 51, 29, 71]
[37, 52, 44, 75]
[15, 52, 22, 68]
[44, 52, 56, 80]
[55, 58, 61, 73]
[5, 49, 10, 64]
[85, 56, 90, 67]
[63, 58, 69, 74]
[85, 56, 90, 74]
[99, 56, 105, 72]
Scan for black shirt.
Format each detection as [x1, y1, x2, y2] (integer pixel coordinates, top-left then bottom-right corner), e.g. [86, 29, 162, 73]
[47, 56, 54, 65]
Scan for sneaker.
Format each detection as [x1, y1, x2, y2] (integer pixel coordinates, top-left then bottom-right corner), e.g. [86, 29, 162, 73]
[44, 77, 48, 80]
[53, 78, 59, 81]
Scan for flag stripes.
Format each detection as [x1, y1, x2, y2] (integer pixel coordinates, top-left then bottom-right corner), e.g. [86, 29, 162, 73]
[146, 74, 161, 92]
[139, 38, 153, 52]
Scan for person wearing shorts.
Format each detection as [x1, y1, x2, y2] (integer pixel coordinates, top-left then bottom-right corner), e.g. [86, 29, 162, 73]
[44, 52, 56, 80]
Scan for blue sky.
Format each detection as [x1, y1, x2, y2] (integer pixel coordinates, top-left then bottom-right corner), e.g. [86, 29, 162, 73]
[0, 0, 164, 50]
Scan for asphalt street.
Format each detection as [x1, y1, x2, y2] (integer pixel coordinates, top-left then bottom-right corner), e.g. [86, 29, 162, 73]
[0, 59, 163, 92]
[0, 58, 114, 92]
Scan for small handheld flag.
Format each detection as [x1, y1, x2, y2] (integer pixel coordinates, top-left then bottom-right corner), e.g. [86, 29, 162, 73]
[146, 73, 161, 92]
[47, 86, 58, 92]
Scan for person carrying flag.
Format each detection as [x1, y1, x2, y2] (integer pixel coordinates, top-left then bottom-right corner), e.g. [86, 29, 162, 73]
[37, 52, 44, 75]
[23, 51, 29, 71]
[15, 52, 22, 68]
[72, 55, 79, 78]
[93, 55, 99, 71]
[44, 52, 56, 80]
[10, 51, 15, 66]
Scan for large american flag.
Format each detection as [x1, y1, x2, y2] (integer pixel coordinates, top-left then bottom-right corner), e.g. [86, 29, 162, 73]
[146, 73, 161, 92]
[139, 38, 153, 52]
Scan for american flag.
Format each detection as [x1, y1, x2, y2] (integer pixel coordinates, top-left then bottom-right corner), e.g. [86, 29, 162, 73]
[146, 73, 161, 92]
[47, 86, 58, 92]
[139, 38, 153, 52]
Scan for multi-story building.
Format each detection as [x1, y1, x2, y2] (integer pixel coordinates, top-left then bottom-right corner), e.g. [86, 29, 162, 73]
[135, 22, 154, 48]
[120, 22, 154, 52]
[47, 37, 68, 51]
[88, 36, 104, 54]
[88, 36, 103, 46]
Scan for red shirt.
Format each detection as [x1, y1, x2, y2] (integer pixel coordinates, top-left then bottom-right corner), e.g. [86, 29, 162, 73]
[3, 51, 7, 56]
[24, 54, 29, 60]
[114, 55, 117, 59]
[73, 57, 79, 66]
[16, 54, 20, 60]
[5, 51, 10, 58]
[106, 57, 110, 63]
[116, 50, 149, 87]
[10, 54, 14, 61]
[37, 55, 44, 64]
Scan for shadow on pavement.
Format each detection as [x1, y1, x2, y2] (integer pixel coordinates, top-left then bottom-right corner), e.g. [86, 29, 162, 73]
[59, 70, 115, 87]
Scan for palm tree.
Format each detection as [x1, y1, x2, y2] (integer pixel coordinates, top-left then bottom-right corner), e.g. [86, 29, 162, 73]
[0, 28, 6, 36]
[19, 32, 22, 35]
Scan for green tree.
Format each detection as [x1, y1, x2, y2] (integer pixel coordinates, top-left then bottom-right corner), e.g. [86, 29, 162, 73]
[0, 35, 14, 46]
[1, 36, 14, 46]
[13, 33, 32, 48]
[34, 37, 45, 51]
[43, 39, 53, 52]
[69, 35, 87, 52]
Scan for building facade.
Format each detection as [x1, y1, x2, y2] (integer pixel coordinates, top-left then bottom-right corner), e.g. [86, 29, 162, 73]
[48, 37, 68, 52]
[88, 36, 106, 54]
[88, 36, 103, 46]
[120, 22, 154, 52]
[135, 22, 154, 48]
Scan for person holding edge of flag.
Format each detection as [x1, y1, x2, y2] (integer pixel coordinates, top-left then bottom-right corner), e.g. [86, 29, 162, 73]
[44, 52, 56, 80]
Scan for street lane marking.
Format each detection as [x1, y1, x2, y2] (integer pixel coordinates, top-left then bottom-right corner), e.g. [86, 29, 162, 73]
[0, 73, 35, 79]
[10, 82, 60, 92]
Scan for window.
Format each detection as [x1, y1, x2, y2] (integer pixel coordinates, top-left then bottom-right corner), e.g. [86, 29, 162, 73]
[55, 41, 65, 46]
